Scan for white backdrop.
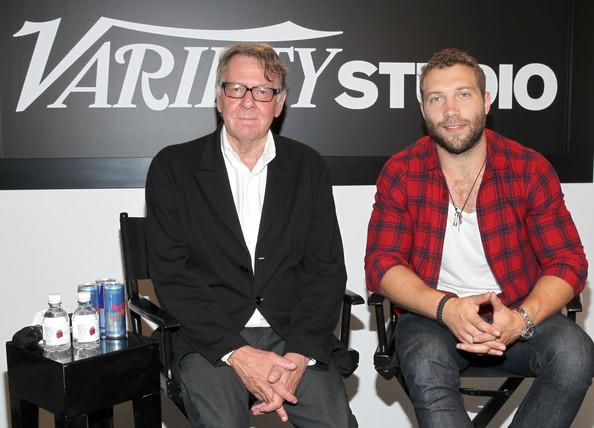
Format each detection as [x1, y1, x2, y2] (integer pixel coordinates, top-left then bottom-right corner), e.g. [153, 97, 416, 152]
[1, 184, 593, 427]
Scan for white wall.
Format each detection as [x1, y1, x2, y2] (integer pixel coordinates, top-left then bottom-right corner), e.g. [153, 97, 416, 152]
[1, 184, 593, 427]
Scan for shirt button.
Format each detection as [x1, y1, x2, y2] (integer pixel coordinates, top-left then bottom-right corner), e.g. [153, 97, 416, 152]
[256, 296, 264, 305]
[239, 265, 249, 273]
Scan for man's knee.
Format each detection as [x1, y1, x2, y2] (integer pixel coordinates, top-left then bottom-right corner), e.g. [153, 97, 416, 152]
[396, 315, 460, 382]
[538, 318, 594, 390]
[289, 363, 357, 427]
[179, 352, 250, 427]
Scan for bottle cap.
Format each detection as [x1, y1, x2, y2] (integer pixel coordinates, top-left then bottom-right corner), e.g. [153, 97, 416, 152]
[77, 290, 91, 303]
[48, 293, 62, 304]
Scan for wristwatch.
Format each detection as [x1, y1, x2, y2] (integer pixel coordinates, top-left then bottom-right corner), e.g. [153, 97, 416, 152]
[515, 307, 535, 340]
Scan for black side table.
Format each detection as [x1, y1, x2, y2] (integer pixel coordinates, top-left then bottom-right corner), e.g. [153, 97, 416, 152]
[6, 333, 161, 428]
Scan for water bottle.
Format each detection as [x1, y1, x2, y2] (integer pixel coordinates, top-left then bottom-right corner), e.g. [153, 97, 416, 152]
[72, 290, 100, 349]
[42, 293, 71, 352]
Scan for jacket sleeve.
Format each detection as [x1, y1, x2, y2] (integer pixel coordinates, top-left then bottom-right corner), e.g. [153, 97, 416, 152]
[145, 151, 248, 365]
[282, 159, 347, 366]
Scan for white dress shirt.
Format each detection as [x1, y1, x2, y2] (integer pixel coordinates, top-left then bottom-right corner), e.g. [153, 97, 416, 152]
[219, 127, 316, 366]
[221, 126, 276, 328]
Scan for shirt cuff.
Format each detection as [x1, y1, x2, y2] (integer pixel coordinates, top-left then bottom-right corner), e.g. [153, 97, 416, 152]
[221, 350, 315, 367]
[220, 349, 236, 365]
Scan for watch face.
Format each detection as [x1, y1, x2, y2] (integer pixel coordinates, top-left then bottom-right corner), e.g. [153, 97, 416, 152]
[521, 327, 535, 340]
[516, 307, 535, 341]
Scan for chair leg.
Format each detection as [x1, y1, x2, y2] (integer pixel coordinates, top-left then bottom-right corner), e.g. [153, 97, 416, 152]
[87, 407, 114, 428]
[10, 396, 38, 428]
[54, 413, 88, 428]
[133, 391, 162, 428]
[470, 377, 524, 428]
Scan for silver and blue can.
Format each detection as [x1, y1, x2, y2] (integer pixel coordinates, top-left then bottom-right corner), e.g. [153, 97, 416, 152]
[95, 278, 117, 337]
[104, 282, 126, 339]
[100, 337, 126, 353]
[77, 283, 99, 312]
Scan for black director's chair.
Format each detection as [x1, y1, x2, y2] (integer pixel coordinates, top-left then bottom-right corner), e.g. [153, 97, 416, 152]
[368, 292, 582, 428]
[119, 212, 364, 419]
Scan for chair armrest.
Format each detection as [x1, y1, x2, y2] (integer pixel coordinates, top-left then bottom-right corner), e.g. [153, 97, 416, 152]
[367, 293, 387, 351]
[339, 289, 365, 347]
[368, 292, 385, 306]
[128, 296, 180, 382]
[368, 292, 398, 380]
[566, 295, 582, 322]
[343, 289, 365, 306]
[566, 295, 582, 313]
[128, 296, 181, 330]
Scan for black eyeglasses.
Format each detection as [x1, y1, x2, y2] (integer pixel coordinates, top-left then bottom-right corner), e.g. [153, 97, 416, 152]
[218, 81, 284, 102]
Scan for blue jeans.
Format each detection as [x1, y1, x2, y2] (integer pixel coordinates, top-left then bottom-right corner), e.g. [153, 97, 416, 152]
[395, 312, 594, 428]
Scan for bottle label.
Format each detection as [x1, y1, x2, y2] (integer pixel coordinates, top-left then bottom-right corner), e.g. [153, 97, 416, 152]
[42, 317, 71, 346]
[73, 314, 99, 343]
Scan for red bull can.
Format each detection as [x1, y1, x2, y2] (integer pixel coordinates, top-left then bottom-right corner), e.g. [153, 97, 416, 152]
[95, 278, 117, 337]
[100, 337, 126, 353]
[104, 282, 126, 339]
[77, 283, 99, 312]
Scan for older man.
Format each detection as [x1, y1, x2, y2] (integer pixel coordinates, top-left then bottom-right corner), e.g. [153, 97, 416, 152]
[146, 43, 357, 427]
[365, 48, 594, 427]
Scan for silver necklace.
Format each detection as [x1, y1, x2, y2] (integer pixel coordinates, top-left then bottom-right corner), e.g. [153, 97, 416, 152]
[446, 157, 487, 230]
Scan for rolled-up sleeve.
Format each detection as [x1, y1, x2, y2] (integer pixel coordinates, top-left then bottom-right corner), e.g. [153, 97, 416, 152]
[525, 156, 588, 294]
[365, 158, 413, 293]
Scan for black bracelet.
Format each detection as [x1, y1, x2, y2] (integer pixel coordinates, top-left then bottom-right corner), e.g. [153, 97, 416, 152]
[436, 294, 455, 326]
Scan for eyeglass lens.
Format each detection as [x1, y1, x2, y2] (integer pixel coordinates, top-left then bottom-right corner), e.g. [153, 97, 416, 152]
[221, 83, 278, 102]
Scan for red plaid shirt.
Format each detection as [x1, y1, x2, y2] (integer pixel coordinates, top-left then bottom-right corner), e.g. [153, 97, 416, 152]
[365, 129, 587, 308]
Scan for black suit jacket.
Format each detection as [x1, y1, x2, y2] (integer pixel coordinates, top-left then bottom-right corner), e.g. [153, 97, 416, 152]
[145, 129, 347, 366]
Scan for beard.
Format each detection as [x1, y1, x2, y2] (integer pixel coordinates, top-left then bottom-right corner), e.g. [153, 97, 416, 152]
[425, 111, 487, 155]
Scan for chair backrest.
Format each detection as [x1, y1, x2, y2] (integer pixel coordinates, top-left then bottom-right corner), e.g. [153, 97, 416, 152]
[119, 212, 186, 413]
[120, 212, 149, 280]
[120, 212, 149, 300]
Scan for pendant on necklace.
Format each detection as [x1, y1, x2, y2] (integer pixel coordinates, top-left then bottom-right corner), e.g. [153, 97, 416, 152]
[453, 208, 463, 229]
[446, 156, 487, 232]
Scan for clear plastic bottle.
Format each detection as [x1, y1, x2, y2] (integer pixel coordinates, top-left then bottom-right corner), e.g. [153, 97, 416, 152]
[42, 293, 71, 352]
[72, 290, 100, 350]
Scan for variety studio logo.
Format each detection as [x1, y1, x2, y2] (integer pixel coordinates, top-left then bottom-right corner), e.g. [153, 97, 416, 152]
[14, 17, 558, 112]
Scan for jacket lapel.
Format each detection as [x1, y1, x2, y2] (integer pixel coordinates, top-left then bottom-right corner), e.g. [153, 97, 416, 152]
[193, 131, 245, 245]
[258, 140, 296, 242]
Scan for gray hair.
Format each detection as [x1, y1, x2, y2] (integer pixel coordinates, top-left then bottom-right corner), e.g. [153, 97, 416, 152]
[216, 43, 288, 90]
